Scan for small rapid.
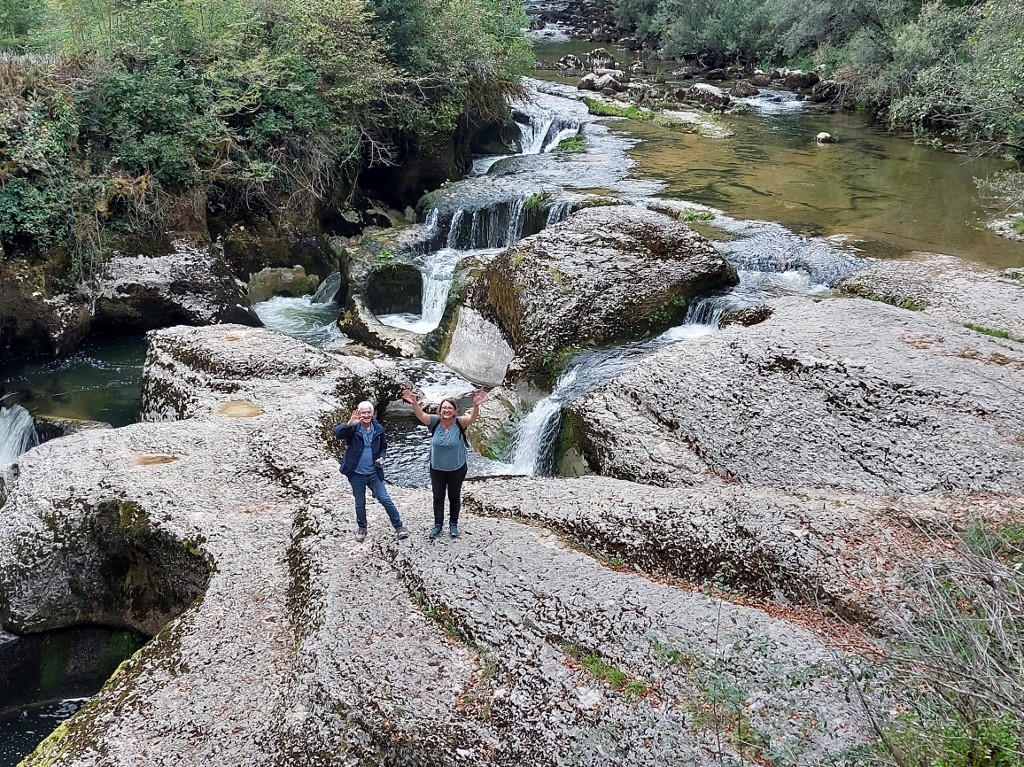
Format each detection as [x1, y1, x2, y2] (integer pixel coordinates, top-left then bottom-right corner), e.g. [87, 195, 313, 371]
[253, 271, 344, 348]
[0, 403, 37, 467]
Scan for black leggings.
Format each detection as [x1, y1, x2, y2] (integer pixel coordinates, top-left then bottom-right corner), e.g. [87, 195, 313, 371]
[430, 463, 468, 526]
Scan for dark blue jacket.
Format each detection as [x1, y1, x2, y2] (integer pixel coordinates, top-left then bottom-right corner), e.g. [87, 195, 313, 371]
[333, 419, 388, 479]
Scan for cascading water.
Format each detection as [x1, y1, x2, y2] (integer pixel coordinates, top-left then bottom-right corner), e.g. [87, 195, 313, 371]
[508, 323, 719, 475]
[0, 404, 38, 467]
[253, 271, 344, 348]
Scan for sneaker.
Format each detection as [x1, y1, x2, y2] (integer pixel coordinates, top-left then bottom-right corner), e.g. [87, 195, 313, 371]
[355, 527, 367, 543]
[396, 526, 410, 540]
[449, 524, 460, 538]
[428, 524, 443, 540]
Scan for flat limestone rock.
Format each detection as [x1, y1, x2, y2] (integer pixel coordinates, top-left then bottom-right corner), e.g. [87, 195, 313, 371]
[462, 476, 1002, 629]
[568, 296, 1024, 494]
[1, 324, 873, 766]
[838, 252, 1024, 340]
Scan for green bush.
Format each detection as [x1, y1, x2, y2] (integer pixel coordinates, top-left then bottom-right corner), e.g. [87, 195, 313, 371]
[0, 0, 530, 285]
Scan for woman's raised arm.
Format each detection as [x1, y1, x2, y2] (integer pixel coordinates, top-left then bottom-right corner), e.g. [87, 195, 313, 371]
[400, 389, 433, 425]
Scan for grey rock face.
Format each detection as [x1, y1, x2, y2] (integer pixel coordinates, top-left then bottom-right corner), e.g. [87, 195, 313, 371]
[838, 252, 1024, 340]
[567, 297, 1024, 494]
[463, 476, 959, 628]
[474, 205, 738, 378]
[90, 241, 261, 334]
[2, 324, 874, 766]
[247, 265, 321, 304]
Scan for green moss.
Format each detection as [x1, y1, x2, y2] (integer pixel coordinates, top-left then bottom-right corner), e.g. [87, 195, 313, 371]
[964, 322, 1024, 343]
[39, 633, 72, 697]
[681, 209, 715, 222]
[554, 136, 586, 153]
[117, 500, 151, 536]
[581, 98, 653, 121]
[524, 191, 551, 214]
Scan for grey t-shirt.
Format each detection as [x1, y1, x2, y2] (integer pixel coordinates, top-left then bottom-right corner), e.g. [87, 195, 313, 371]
[429, 416, 467, 471]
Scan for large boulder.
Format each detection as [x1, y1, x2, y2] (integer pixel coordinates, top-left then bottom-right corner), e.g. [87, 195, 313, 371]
[565, 297, 1024, 493]
[463, 476, 995, 628]
[89, 241, 261, 335]
[0, 260, 91, 364]
[246, 266, 321, 304]
[473, 205, 738, 379]
[1, 323, 875, 766]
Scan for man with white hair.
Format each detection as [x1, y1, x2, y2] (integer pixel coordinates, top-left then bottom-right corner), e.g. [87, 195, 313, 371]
[333, 400, 409, 542]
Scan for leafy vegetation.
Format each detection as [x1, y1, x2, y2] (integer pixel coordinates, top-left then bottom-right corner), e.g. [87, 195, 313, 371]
[0, 0, 530, 285]
[865, 521, 1024, 767]
[963, 322, 1024, 344]
[612, 0, 1024, 208]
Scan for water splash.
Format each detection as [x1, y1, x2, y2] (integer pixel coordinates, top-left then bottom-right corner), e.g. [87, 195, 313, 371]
[310, 271, 342, 304]
[0, 404, 38, 467]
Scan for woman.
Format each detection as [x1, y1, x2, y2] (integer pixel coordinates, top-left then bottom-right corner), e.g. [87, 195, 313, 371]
[401, 388, 488, 539]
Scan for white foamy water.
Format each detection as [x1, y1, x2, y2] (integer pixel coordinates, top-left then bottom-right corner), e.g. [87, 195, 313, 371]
[0, 404, 38, 467]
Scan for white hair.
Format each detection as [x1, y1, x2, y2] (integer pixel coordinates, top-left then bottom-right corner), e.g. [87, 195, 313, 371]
[356, 400, 375, 413]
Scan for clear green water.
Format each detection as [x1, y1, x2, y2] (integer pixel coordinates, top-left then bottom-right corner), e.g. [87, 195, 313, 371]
[534, 41, 1024, 268]
[0, 336, 146, 427]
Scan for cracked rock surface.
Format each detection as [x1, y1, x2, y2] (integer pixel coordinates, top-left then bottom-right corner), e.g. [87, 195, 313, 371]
[568, 296, 1024, 493]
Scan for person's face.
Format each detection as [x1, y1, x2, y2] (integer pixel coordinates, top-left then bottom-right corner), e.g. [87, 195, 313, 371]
[439, 401, 457, 419]
[357, 405, 374, 425]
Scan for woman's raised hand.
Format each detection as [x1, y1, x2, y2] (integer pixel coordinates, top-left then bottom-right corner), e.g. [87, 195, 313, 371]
[472, 389, 489, 406]
[400, 388, 417, 404]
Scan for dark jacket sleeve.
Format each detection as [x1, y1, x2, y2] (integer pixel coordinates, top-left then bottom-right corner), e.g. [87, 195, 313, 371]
[333, 423, 354, 440]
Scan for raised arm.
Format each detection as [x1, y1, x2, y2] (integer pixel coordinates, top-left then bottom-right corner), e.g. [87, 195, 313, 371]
[332, 408, 362, 438]
[400, 389, 433, 426]
[458, 389, 488, 428]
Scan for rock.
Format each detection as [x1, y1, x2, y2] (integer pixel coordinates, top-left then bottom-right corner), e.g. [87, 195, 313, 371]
[815, 132, 836, 144]
[837, 252, 1024, 340]
[89, 241, 261, 335]
[720, 304, 774, 327]
[463, 476, 981, 628]
[586, 47, 616, 71]
[473, 205, 739, 379]
[338, 294, 424, 359]
[593, 67, 629, 84]
[730, 80, 760, 98]
[577, 72, 599, 91]
[688, 83, 732, 110]
[566, 297, 1024, 493]
[654, 110, 736, 139]
[0, 260, 91, 364]
[810, 79, 846, 103]
[705, 68, 729, 81]
[557, 54, 584, 71]
[593, 73, 625, 92]
[442, 307, 515, 387]
[783, 70, 821, 90]
[246, 266, 321, 304]
[33, 417, 113, 443]
[2, 323, 874, 765]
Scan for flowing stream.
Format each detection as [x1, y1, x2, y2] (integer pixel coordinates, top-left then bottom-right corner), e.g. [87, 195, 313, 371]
[4, 60, 1023, 479]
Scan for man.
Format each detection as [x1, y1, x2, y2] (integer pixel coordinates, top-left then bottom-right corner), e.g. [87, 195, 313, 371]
[333, 401, 409, 542]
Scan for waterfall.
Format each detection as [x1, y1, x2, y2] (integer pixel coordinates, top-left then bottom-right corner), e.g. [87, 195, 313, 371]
[310, 271, 342, 304]
[513, 102, 583, 155]
[509, 368, 579, 475]
[446, 210, 465, 249]
[420, 248, 466, 327]
[546, 199, 574, 226]
[1, 404, 38, 467]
